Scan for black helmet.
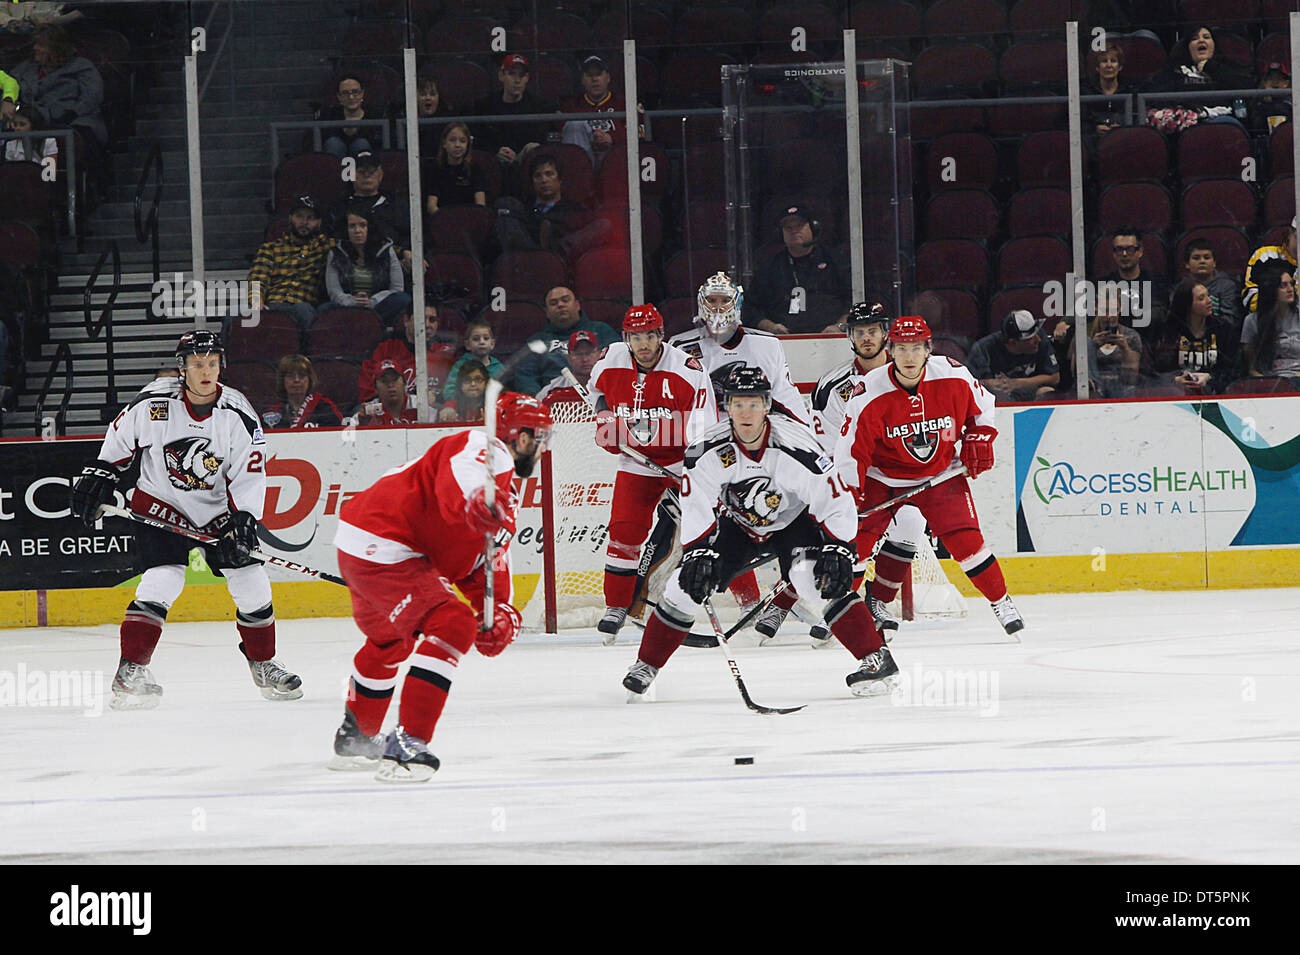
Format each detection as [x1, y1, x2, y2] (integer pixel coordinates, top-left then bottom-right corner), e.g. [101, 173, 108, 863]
[176, 330, 225, 372]
[722, 365, 772, 399]
[846, 301, 891, 329]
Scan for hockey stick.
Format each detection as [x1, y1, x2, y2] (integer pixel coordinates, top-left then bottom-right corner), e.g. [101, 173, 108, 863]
[702, 596, 806, 716]
[482, 378, 503, 632]
[857, 464, 968, 519]
[99, 503, 347, 586]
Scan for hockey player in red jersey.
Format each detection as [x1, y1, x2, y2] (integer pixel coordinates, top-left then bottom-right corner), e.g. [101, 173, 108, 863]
[68, 331, 302, 709]
[836, 316, 1023, 634]
[624, 367, 897, 700]
[587, 303, 716, 640]
[330, 392, 552, 781]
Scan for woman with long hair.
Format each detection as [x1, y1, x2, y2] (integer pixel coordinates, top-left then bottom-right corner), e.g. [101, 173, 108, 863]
[262, 355, 344, 429]
[321, 209, 411, 325]
[1242, 271, 1300, 386]
[1153, 279, 1240, 393]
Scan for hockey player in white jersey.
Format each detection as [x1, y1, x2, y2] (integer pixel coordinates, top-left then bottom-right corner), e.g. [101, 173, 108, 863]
[623, 368, 896, 700]
[68, 331, 302, 709]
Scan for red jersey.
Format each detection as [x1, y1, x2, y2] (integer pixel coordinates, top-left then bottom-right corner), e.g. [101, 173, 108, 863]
[360, 405, 418, 427]
[836, 356, 995, 489]
[358, 339, 457, 402]
[587, 341, 716, 476]
[335, 429, 517, 592]
[559, 91, 632, 149]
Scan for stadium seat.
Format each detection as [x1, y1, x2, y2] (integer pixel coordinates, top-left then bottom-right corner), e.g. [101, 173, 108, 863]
[596, 203, 663, 256]
[659, 52, 736, 108]
[579, 298, 630, 330]
[997, 236, 1071, 288]
[683, 198, 730, 249]
[427, 205, 494, 257]
[227, 311, 299, 363]
[758, 6, 840, 49]
[924, 189, 1000, 241]
[598, 142, 671, 203]
[426, 16, 502, 55]
[664, 249, 732, 299]
[931, 337, 969, 362]
[273, 153, 344, 213]
[426, 253, 485, 310]
[342, 19, 405, 58]
[849, 0, 923, 41]
[525, 145, 595, 208]
[311, 358, 361, 416]
[222, 361, 279, 415]
[1210, 32, 1254, 72]
[508, 11, 592, 51]
[1263, 177, 1294, 228]
[988, 286, 1055, 329]
[1007, 187, 1070, 237]
[925, 132, 999, 192]
[1179, 0, 1258, 30]
[530, 54, 579, 103]
[377, 150, 408, 198]
[1090, 232, 1167, 280]
[922, 0, 1009, 39]
[999, 40, 1067, 91]
[1175, 227, 1253, 275]
[1256, 32, 1289, 75]
[592, 8, 672, 48]
[681, 143, 727, 199]
[1008, 0, 1071, 36]
[1261, 0, 1294, 29]
[1177, 123, 1251, 183]
[1111, 32, 1167, 84]
[672, 8, 751, 47]
[1181, 179, 1258, 231]
[0, 219, 42, 271]
[765, 138, 845, 199]
[1099, 181, 1174, 235]
[574, 248, 633, 300]
[659, 297, 699, 339]
[307, 309, 384, 360]
[986, 99, 1066, 137]
[1098, 126, 1169, 185]
[1269, 122, 1292, 177]
[910, 102, 985, 139]
[489, 251, 570, 303]
[913, 43, 998, 97]
[481, 302, 548, 357]
[927, 288, 983, 339]
[915, 239, 989, 293]
[428, 58, 492, 115]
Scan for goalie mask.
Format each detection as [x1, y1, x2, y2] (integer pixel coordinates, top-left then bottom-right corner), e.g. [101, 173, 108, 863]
[697, 272, 743, 337]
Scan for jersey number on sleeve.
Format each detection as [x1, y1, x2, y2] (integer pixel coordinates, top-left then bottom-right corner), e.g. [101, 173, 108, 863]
[825, 473, 850, 498]
[248, 451, 264, 473]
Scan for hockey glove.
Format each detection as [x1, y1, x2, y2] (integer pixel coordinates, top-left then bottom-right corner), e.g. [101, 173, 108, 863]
[69, 462, 119, 527]
[813, 542, 855, 599]
[466, 485, 506, 535]
[476, 601, 521, 657]
[959, 426, 997, 478]
[219, 511, 260, 566]
[594, 409, 626, 455]
[680, 548, 722, 604]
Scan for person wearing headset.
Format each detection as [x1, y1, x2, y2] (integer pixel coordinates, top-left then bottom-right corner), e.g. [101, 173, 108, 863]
[742, 205, 852, 335]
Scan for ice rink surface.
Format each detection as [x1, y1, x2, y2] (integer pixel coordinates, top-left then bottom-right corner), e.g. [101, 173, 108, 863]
[2, 589, 1298, 865]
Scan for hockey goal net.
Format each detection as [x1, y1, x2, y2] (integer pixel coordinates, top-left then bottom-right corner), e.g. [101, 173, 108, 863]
[528, 399, 967, 632]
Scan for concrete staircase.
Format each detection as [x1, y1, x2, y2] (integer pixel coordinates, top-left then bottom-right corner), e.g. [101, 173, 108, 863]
[11, 1, 358, 436]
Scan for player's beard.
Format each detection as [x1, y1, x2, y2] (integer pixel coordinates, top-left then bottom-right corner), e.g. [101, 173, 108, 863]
[854, 333, 887, 362]
[513, 447, 539, 478]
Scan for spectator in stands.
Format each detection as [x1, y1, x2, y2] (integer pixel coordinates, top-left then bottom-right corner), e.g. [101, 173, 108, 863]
[442, 316, 503, 401]
[475, 54, 552, 192]
[261, 355, 343, 429]
[320, 209, 411, 326]
[493, 153, 611, 260]
[318, 74, 376, 159]
[512, 285, 619, 394]
[1152, 279, 1240, 394]
[1253, 62, 1291, 134]
[1241, 272, 1300, 385]
[248, 195, 332, 331]
[0, 68, 16, 115]
[1243, 217, 1297, 312]
[410, 73, 444, 160]
[358, 302, 456, 403]
[1179, 238, 1243, 326]
[334, 151, 412, 269]
[2, 102, 57, 162]
[1149, 25, 1250, 130]
[360, 364, 418, 426]
[424, 121, 488, 215]
[1078, 292, 1147, 398]
[1083, 40, 1134, 137]
[438, 359, 489, 422]
[8, 26, 108, 196]
[966, 310, 1061, 402]
[560, 54, 639, 169]
[537, 329, 600, 406]
[742, 205, 851, 334]
[1098, 227, 1167, 337]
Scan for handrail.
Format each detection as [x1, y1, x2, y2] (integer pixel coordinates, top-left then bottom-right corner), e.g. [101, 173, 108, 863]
[269, 117, 393, 176]
[133, 142, 163, 285]
[33, 342, 73, 438]
[84, 242, 122, 425]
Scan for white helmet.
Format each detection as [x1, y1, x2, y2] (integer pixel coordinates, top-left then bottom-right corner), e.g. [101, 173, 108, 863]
[697, 271, 743, 337]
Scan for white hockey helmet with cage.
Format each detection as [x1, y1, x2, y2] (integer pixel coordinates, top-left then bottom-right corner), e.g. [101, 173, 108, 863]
[696, 271, 744, 336]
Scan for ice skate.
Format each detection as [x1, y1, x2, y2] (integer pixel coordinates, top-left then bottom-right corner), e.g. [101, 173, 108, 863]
[109, 658, 163, 711]
[754, 603, 788, 644]
[991, 595, 1024, 637]
[808, 621, 833, 649]
[868, 593, 900, 636]
[598, 606, 628, 645]
[846, 646, 899, 697]
[328, 710, 385, 771]
[622, 660, 659, 702]
[375, 726, 441, 782]
[242, 644, 303, 700]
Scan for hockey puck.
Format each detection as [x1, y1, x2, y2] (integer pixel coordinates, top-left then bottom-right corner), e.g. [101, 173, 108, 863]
[734, 756, 754, 765]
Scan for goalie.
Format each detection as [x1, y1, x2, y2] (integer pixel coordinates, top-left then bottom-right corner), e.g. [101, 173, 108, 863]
[623, 368, 897, 701]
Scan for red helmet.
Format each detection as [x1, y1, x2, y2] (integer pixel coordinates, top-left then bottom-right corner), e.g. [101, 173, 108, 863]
[888, 315, 932, 343]
[497, 391, 552, 444]
[622, 303, 664, 334]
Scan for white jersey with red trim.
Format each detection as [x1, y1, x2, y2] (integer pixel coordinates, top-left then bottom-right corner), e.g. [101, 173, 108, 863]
[668, 325, 808, 425]
[680, 414, 856, 549]
[810, 355, 878, 453]
[536, 372, 587, 408]
[835, 355, 996, 490]
[587, 340, 716, 477]
[98, 376, 267, 529]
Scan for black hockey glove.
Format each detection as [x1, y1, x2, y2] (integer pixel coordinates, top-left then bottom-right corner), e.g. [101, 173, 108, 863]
[69, 462, 119, 527]
[219, 511, 260, 566]
[813, 542, 855, 599]
[680, 548, 722, 604]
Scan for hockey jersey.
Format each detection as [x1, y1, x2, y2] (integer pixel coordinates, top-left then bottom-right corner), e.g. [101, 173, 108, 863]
[335, 429, 516, 598]
[98, 377, 267, 530]
[536, 372, 588, 408]
[668, 325, 808, 424]
[836, 356, 995, 490]
[810, 355, 876, 453]
[681, 415, 856, 549]
[587, 341, 716, 476]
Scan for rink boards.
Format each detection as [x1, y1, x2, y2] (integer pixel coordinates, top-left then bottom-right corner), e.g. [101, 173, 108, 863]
[1, 394, 1298, 627]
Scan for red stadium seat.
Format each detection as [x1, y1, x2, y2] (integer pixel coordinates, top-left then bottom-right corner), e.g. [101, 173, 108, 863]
[1177, 123, 1251, 183]
[999, 40, 1067, 90]
[988, 286, 1055, 330]
[1181, 179, 1258, 231]
[924, 189, 1000, 241]
[673, 9, 751, 47]
[1090, 232, 1167, 280]
[758, 6, 840, 49]
[306, 308, 384, 359]
[659, 298, 699, 339]
[428, 57, 492, 115]
[311, 358, 361, 416]
[227, 311, 300, 363]
[427, 205, 494, 257]
[915, 239, 989, 293]
[1263, 177, 1294, 228]
[1111, 33, 1167, 84]
[913, 43, 998, 97]
[489, 251, 570, 303]
[683, 198, 730, 249]
[1175, 227, 1252, 275]
[579, 298, 630, 331]
[508, 12, 592, 51]
[1099, 181, 1174, 235]
[574, 248, 633, 300]
[222, 361, 279, 415]
[529, 54, 579, 103]
[922, 0, 1009, 39]
[481, 302, 548, 357]
[1008, 0, 1072, 35]
[997, 236, 1071, 288]
[1007, 187, 1070, 237]
[927, 288, 983, 339]
[593, 9, 672, 48]
[598, 142, 671, 203]
[659, 52, 736, 108]
[925, 132, 999, 192]
[1179, 1, 1258, 30]
[1098, 126, 1169, 185]
[426, 253, 485, 310]
[849, 1, 923, 40]
[426, 16, 502, 55]
[1269, 122, 1292, 177]
[681, 143, 727, 199]
[273, 153, 344, 214]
